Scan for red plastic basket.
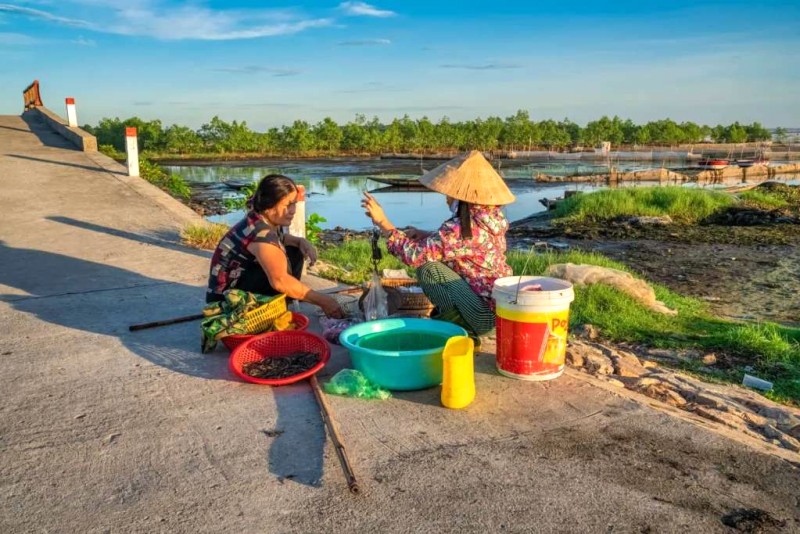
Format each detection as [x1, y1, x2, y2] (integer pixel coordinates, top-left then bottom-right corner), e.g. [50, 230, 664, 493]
[221, 312, 310, 351]
[229, 330, 330, 386]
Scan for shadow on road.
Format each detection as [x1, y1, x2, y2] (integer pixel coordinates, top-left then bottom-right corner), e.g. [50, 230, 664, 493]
[46, 216, 212, 260]
[20, 112, 77, 149]
[0, 124, 32, 133]
[0, 240, 326, 487]
[267, 385, 326, 487]
[8, 153, 114, 173]
[0, 240, 225, 380]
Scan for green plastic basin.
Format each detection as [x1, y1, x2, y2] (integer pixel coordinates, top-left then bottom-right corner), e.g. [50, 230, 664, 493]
[339, 318, 468, 391]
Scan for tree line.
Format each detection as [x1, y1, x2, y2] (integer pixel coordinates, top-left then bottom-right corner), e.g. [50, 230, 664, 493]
[83, 111, 775, 156]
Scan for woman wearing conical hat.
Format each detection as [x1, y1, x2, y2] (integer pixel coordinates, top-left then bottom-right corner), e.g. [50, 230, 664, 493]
[361, 150, 514, 336]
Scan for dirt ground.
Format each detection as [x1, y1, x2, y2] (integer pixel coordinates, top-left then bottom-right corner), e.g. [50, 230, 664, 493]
[509, 221, 800, 328]
[579, 238, 799, 327]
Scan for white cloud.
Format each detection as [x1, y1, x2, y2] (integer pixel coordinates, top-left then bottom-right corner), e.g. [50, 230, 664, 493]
[440, 63, 522, 70]
[337, 38, 390, 46]
[0, 31, 42, 45]
[0, 4, 92, 27]
[212, 66, 302, 77]
[71, 35, 94, 46]
[338, 2, 396, 18]
[0, 2, 333, 40]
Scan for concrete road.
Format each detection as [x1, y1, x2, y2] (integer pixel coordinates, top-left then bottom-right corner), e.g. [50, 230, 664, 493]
[1, 114, 798, 533]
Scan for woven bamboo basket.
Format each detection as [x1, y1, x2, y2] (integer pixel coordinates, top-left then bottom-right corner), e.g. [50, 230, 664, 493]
[380, 278, 434, 315]
[242, 294, 288, 334]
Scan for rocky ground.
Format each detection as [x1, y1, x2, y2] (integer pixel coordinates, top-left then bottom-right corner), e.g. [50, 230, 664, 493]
[559, 331, 800, 455]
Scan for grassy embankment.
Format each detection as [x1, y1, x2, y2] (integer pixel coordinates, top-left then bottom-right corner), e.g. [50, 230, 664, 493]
[551, 186, 736, 223]
[311, 186, 800, 403]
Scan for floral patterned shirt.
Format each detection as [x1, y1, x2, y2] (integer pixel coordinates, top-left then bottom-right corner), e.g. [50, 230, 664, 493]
[386, 205, 512, 307]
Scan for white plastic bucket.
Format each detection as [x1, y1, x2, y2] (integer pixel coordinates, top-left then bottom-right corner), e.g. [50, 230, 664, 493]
[492, 276, 575, 381]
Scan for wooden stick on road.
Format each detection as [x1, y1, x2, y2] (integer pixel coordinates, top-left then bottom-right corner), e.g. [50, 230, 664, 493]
[309, 375, 360, 494]
[127, 286, 361, 332]
[128, 313, 204, 331]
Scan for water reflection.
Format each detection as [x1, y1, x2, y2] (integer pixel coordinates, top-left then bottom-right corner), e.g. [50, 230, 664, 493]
[164, 160, 798, 230]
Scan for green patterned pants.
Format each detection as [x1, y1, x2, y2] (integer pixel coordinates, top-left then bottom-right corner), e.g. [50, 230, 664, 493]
[416, 261, 496, 336]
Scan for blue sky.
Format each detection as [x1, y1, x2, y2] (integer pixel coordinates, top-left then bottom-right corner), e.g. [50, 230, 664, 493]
[1, 1, 798, 129]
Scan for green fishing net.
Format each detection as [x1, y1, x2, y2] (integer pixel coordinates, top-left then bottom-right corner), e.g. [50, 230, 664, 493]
[323, 369, 391, 400]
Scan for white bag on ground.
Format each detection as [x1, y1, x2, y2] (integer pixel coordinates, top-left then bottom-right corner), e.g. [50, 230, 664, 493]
[546, 263, 677, 315]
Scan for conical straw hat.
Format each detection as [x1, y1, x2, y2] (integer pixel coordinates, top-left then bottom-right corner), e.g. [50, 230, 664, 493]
[419, 150, 515, 205]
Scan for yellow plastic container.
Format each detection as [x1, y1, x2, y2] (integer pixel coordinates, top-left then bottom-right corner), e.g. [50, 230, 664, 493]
[441, 336, 475, 409]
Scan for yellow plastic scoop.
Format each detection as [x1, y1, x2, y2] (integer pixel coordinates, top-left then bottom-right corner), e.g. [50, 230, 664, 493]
[441, 336, 475, 409]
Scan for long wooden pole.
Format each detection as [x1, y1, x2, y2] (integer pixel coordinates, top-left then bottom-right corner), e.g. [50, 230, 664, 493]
[127, 286, 361, 332]
[128, 313, 204, 331]
[309, 375, 360, 494]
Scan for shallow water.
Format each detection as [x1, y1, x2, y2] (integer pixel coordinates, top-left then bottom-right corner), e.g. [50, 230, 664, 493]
[164, 159, 798, 230]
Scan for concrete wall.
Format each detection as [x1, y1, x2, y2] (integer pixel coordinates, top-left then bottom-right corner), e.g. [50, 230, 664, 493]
[23, 106, 97, 152]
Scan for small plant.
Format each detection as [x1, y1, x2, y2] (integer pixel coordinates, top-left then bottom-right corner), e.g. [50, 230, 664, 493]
[98, 144, 125, 161]
[181, 222, 229, 250]
[139, 158, 191, 200]
[306, 212, 327, 245]
[224, 182, 256, 212]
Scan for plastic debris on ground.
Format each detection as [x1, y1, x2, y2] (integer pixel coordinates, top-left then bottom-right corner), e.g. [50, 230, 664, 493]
[362, 271, 388, 321]
[320, 316, 362, 345]
[323, 369, 392, 400]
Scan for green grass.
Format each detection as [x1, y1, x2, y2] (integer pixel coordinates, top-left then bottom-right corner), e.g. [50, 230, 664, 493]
[507, 249, 629, 275]
[319, 241, 800, 403]
[317, 239, 409, 285]
[552, 186, 735, 224]
[738, 190, 790, 210]
[737, 184, 800, 216]
[181, 222, 228, 250]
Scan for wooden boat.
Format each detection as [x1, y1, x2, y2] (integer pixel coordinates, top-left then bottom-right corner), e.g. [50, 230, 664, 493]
[223, 179, 254, 190]
[367, 177, 428, 190]
[696, 158, 729, 170]
[538, 197, 562, 210]
[736, 158, 769, 168]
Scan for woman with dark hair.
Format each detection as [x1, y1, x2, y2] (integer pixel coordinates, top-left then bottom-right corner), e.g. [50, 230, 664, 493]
[207, 174, 344, 318]
[361, 151, 515, 336]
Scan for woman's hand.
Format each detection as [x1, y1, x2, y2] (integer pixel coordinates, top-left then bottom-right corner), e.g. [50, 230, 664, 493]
[319, 294, 345, 319]
[296, 237, 318, 266]
[361, 192, 388, 227]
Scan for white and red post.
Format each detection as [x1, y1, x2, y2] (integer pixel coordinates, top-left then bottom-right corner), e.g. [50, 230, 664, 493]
[288, 184, 306, 239]
[125, 127, 139, 177]
[288, 184, 307, 281]
[65, 97, 77, 127]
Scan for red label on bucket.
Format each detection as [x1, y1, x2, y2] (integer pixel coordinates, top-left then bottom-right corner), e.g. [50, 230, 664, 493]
[495, 315, 566, 378]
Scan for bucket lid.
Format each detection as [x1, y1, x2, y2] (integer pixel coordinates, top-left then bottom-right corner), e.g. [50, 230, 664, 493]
[492, 276, 574, 305]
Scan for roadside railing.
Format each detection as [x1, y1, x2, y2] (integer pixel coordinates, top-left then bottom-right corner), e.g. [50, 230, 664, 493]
[23, 80, 43, 110]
